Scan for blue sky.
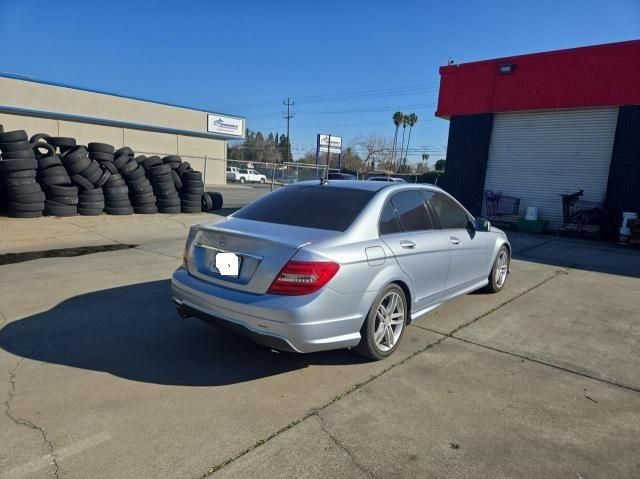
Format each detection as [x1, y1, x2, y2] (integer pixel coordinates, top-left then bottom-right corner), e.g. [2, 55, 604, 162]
[1, 0, 638, 164]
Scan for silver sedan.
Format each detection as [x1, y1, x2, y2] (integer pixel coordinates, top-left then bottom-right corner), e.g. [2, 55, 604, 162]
[172, 181, 510, 359]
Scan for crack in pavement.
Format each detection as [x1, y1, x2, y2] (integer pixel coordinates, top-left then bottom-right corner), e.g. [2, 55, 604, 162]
[453, 336, 640, 394]
[410, 270, 640, 394]
[315, 413, 379, 479]
[413, 269, 567, 338]
[196, 335, 449, 478]
[4, 356, 60, 478]
[198, 270, 572, 477]
[58, 219, 125, 247]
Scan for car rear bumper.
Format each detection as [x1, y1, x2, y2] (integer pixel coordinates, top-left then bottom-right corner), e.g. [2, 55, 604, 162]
[171, 267, 374, 353]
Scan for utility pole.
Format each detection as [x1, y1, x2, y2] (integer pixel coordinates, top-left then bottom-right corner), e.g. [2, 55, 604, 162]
[326, 134, 331, 172]
[283, 97, 294, 163]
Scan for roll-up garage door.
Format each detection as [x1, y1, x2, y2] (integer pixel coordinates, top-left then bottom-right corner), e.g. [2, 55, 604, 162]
[484, 108, 618, 230]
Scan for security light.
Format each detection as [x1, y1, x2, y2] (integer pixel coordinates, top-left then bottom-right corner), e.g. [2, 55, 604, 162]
[499, 63, 515, 74]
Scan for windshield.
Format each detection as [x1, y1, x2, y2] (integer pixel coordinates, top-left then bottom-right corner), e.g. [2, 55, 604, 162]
[233, 185, 375, 231]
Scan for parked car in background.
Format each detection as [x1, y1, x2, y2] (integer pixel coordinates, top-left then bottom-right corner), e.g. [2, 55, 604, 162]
[173, 181, 510, 360]
[368, 176, 406, 183]
[328, 172, 357, 180]
[227, 166, 241, 182]
[238, 168, 267, 184]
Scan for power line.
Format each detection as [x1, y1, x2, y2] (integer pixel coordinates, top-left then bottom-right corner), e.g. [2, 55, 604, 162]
[219, 81, 440, 111]
[248, 102, 437, 119]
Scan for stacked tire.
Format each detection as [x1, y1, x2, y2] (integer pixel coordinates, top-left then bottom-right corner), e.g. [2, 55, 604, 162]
[59, 146, 110, 216]
[32, 136, 78, 216]
[202, 191, 223, 212]
[179, 170, 205, 213]
[114, 148, 156, 214]
[89, 143, 133, 215]
[142, 156, 180, 213]
[46, 137, 77, 155]
[0, 130, 44, 218]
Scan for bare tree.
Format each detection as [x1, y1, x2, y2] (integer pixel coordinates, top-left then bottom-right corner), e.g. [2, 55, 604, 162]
[355, 135, 393, 171]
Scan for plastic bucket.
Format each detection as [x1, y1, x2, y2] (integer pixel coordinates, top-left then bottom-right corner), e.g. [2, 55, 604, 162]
[622, 212, 638, 229]
[525, 206, 539, 221]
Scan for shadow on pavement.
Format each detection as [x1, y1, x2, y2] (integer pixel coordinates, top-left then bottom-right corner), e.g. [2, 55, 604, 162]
[0, 280, 366, 386]
[509, 231, 640, 278]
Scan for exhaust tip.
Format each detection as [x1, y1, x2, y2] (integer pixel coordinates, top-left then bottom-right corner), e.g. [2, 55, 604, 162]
[173, 299, 191, 319]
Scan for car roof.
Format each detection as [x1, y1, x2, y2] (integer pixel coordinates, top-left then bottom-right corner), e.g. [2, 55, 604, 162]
[293, 179, 441, 193]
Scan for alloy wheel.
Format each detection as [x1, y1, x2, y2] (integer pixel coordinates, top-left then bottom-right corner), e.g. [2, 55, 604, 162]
[374, 291, 405, 352]
[495, 250, 509, 288]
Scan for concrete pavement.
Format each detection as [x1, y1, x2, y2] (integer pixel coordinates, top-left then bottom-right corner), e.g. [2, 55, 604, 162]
[0, 216, 638, 478]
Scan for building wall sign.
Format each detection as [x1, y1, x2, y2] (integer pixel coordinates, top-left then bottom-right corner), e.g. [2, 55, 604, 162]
[207, 114, 244, 138]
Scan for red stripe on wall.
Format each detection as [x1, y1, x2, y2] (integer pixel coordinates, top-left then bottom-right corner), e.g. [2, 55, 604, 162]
[436, 40, 640, 118]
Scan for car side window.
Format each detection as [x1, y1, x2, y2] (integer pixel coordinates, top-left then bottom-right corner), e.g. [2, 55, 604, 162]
[427, 192, 471, 229]
[379, 201, 402, 235]
[390, 191, 434, 232]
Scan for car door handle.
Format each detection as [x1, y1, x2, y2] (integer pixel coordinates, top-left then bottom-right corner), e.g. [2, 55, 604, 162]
[450, 237, 461, 245]
[400, 240, 416, 249]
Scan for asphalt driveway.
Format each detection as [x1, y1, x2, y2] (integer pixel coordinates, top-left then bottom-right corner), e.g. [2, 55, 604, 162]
[0, 216, 638, 478]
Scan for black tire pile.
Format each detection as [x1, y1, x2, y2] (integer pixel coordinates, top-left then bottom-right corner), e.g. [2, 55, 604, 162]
[140, 156, 181, 214]
[0, 128, 223, 218]
[160, 155, 222, 213]
[32, 136, 78, 217]
[114, 148, 157, 214]
[56, 145, 110, 216]
[88, 143, 133, 215]
[0, 130, 45, 218]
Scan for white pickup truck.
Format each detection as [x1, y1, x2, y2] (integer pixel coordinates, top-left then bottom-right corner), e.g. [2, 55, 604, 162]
[227, 167, 267, 184]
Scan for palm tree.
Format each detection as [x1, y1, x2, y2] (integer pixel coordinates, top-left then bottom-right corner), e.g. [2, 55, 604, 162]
[402, 113, 418, 164]
[391, 111, 403, 167]
[397, 114, 408, 172]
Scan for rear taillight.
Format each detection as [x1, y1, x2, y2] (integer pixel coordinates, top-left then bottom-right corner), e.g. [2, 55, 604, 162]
[267, 260, 340, 295]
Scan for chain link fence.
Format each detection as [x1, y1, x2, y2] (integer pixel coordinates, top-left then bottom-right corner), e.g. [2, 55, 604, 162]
[227, 159, 329, 188]
[136, 152, 330, 189]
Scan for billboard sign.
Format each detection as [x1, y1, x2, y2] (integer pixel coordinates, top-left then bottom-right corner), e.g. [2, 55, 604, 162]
[317, 134, 342, 154]
[207, 114, 245, 138]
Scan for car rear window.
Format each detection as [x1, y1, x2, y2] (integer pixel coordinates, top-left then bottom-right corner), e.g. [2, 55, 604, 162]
[233, 185, 375, 231]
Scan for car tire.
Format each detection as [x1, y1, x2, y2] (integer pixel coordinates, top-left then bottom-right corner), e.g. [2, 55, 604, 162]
[0, 130, 28, 143]
[260, 178, 266, 184]
[94, 170, 112, 188]
[208, 192, 223, 211]
[2, 149, 36, 160]
[171, 170, 183, 190]
[483, 246, 510, 293]
[46, 137, 76, 149]
[0, 140, 33, 153]
[354, 284, 408, 360]
[8, 209, 43, 218]
[88, 142, 115, 154]
[12, 191, 46, 204]
[1, 159, 38, 171]
[133, 205, 158, 214]
[201, 192, 213, 211]
[40, 166, 68, 177]
[71, 175, 95, 191]
[38, 156, 63, 169]
[104, 162, 121, 175]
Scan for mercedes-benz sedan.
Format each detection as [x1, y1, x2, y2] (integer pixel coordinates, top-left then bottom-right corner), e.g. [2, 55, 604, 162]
[172, 181, 510, 359]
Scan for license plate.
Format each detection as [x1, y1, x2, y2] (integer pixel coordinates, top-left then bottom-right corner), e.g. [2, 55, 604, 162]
[205, 249, 241, 277]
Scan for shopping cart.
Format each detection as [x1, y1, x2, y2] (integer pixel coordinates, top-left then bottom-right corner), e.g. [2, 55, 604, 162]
[559, 189, 607, 233]
[484, 190, 521, 223]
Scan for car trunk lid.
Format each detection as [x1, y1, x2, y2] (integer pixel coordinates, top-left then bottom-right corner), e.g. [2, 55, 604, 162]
[188, 218, 339, 294]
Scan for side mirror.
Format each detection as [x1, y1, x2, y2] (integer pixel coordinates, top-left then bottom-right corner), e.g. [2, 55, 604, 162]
[474, 217, 491, 232]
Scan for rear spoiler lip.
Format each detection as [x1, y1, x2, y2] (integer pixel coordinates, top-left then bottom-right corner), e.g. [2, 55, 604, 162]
[199, 221, 337, 250]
